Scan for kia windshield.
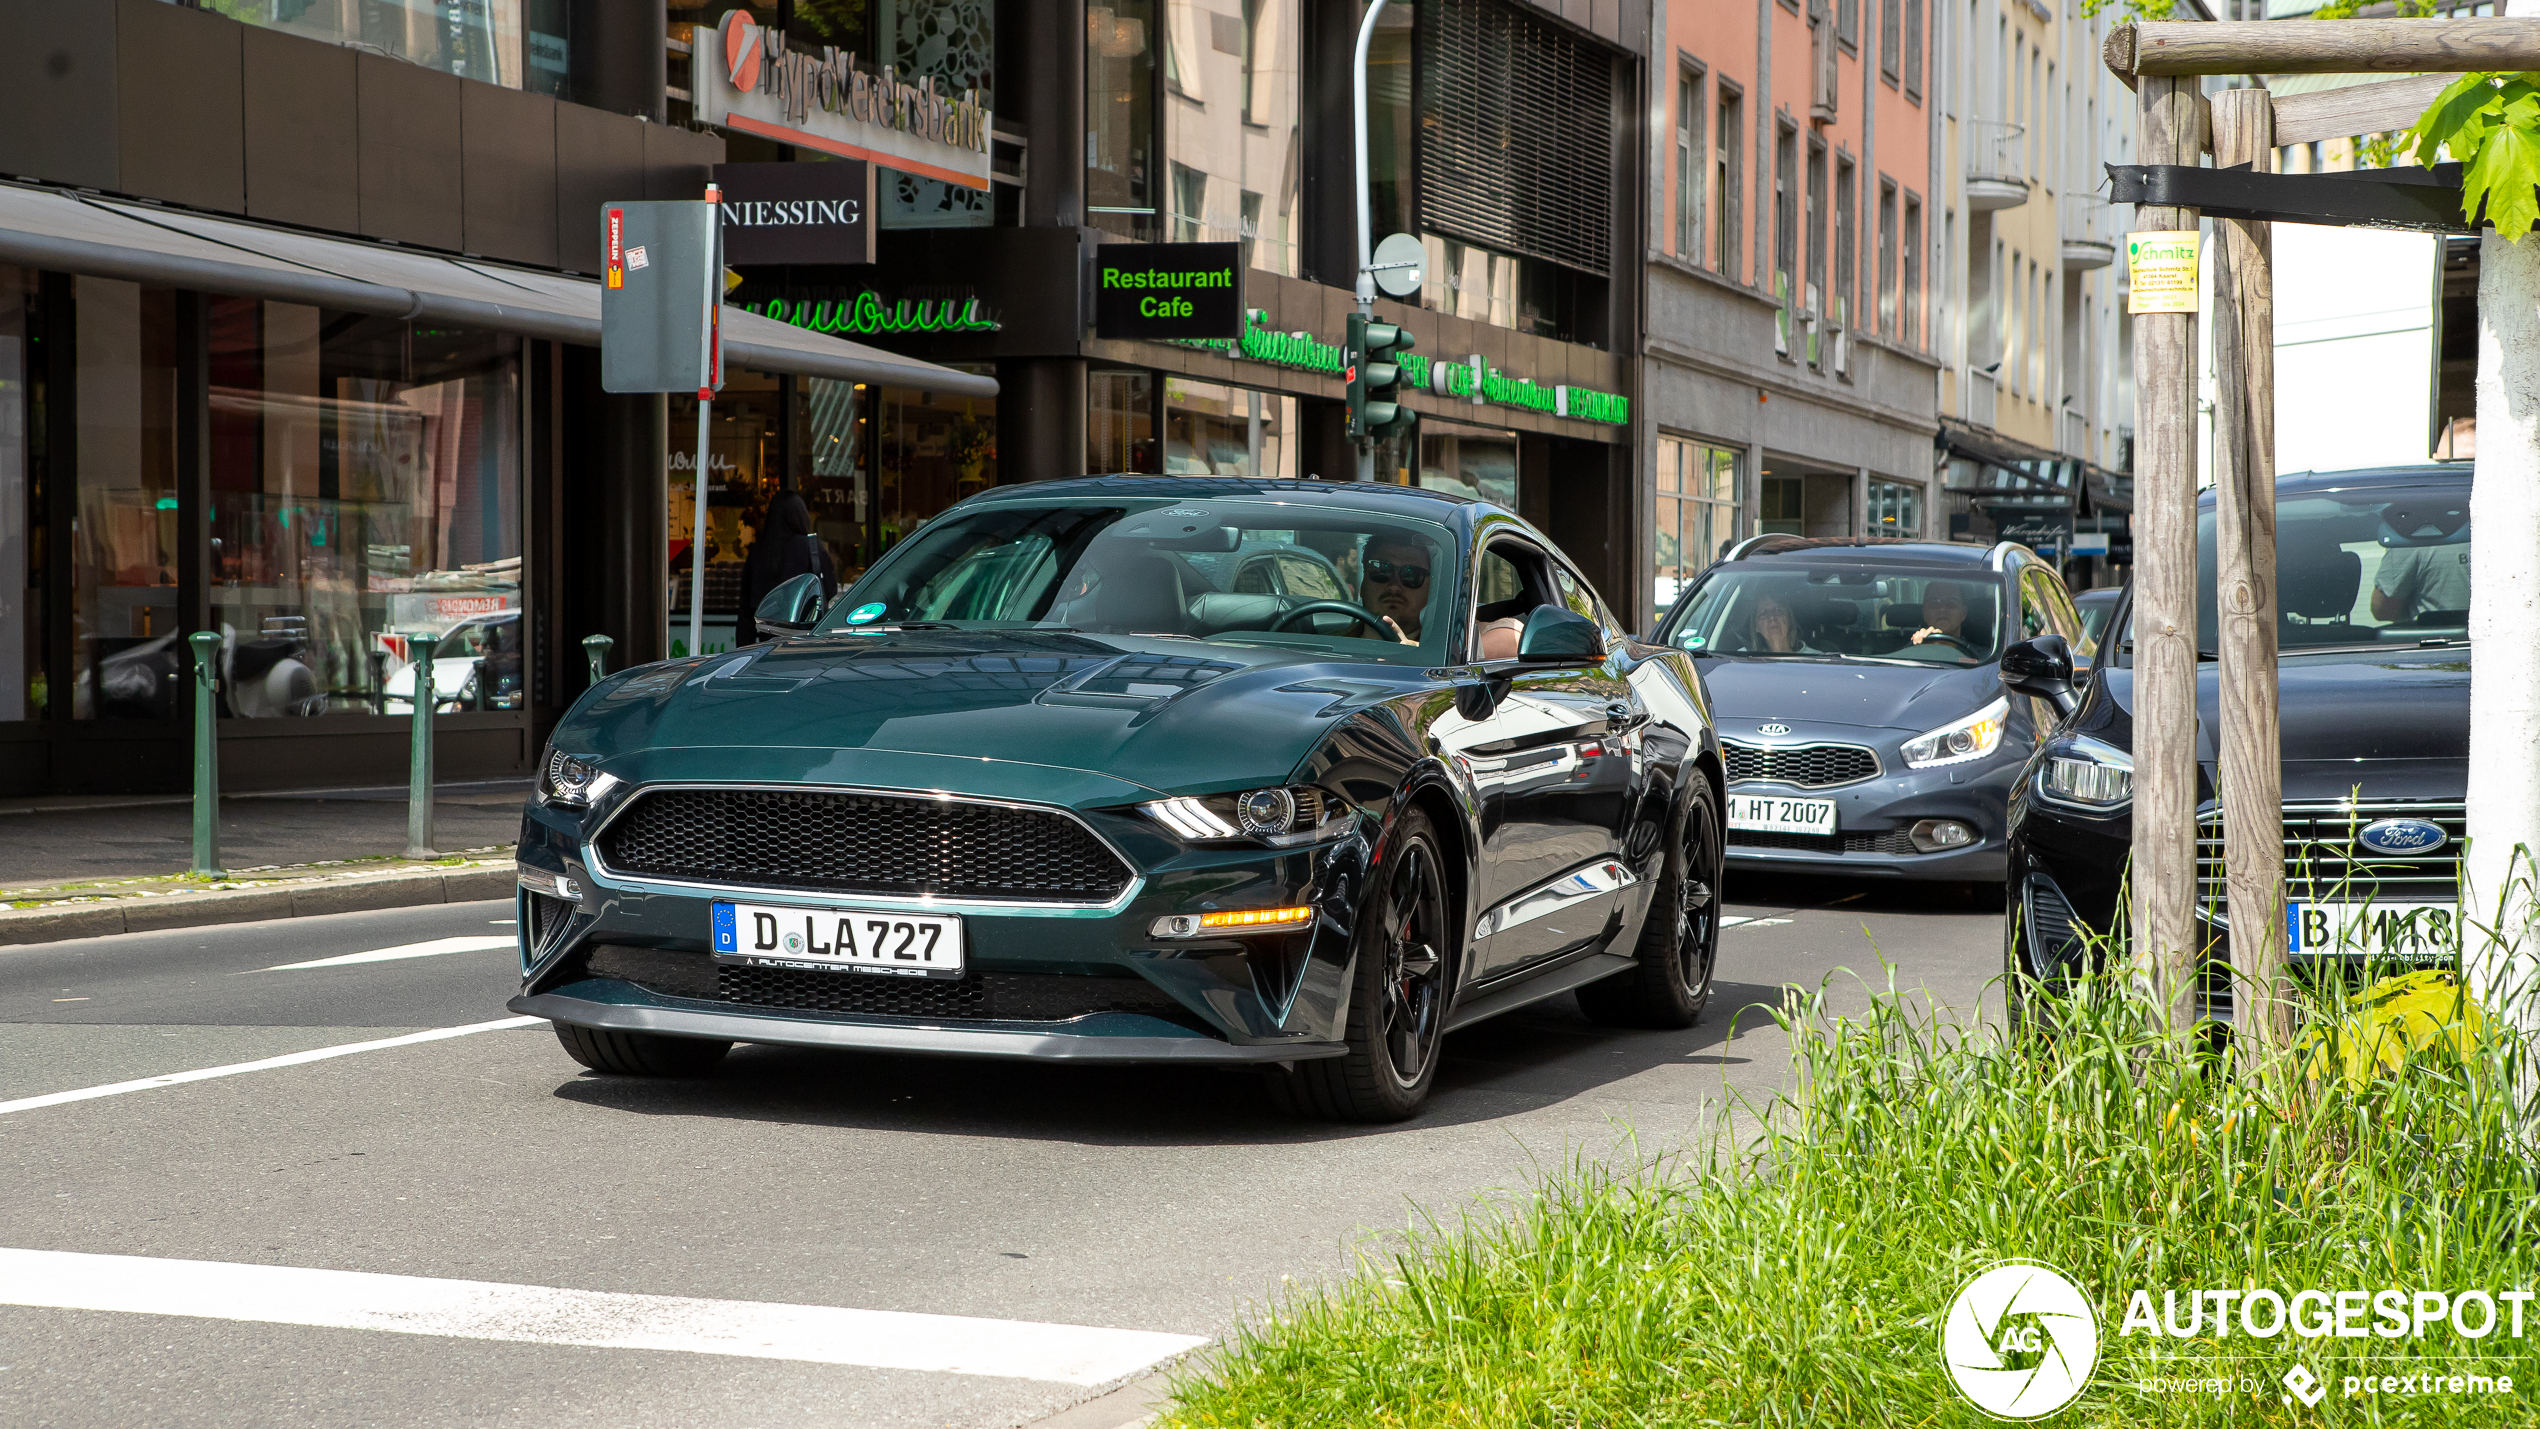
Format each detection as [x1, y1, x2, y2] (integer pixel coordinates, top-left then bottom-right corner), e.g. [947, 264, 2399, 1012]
[1665, 562, 2007, 666]
[819, 499, 1461, 665]
[2186, 478, 2469, 655]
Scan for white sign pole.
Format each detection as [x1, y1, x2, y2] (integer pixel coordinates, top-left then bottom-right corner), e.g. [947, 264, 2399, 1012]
[1350, 0, 1389, 484]
[690, 185, 722, 660]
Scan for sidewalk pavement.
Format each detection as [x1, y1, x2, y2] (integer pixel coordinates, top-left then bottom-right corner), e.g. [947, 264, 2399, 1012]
[1, 780, 529, 946]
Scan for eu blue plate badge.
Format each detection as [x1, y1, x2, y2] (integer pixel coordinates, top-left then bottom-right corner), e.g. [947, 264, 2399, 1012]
[845, 602, 887, 625]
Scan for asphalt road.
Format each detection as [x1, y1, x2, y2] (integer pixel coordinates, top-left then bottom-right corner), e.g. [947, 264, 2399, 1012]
[0, 872, 2001, 1428]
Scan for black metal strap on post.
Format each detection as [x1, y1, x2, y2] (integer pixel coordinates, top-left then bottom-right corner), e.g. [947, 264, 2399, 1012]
[2104, 161, 2477, 233]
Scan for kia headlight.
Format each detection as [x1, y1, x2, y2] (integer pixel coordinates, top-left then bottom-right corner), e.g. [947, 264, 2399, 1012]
[1141, 786, 1352, 846]
[539, 749, 616, 808]
[1901, 697, 2010, 770]
[2037, 736, 2134, 810]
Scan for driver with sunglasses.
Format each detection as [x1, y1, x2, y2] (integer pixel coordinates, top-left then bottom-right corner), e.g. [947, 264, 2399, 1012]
[1351, 535, 1439, 646]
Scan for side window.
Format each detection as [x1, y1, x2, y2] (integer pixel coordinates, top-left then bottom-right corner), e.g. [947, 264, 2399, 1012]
[1474, 540, 1558, 661]
[2019, 570, 2052, 642]
[1554, 567, 1597, 621]
[2021, 568, 2083, 647]
[1278, 556, 1342, 599]
[1233, 558, 1276, 594]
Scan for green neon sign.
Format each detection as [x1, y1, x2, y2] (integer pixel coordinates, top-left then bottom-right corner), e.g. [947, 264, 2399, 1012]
[1176, 316, 1629, 426]
[748, 292, 1001, 335]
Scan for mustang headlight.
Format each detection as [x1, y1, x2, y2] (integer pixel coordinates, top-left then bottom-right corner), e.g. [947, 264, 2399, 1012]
[539, 749, 614, 808]
[1901, 697, 2010, 769]
[1142, 786, 1348, 846]
[2037, 736, 2133, 809]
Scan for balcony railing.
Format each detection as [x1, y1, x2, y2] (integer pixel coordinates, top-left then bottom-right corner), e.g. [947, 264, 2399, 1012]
[1966, 119, 2028, 212]
[2061, 192, 2115, 270]
[1967, 366, 1998, 428]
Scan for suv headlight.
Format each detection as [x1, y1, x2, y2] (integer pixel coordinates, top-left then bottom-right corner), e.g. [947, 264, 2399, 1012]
[1901, 697, 2009, 769]
[1142, 786, 1350, 846]
[539, 749, 615, 808]
[2037, 736, 2133, 809]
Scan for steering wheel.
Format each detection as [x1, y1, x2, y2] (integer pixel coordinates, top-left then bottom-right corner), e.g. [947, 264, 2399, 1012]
[1918, 632, 1981, 657]
[1272, 600, 1393, 634]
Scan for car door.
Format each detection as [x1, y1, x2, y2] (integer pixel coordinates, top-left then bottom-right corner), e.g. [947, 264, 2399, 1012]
[1433, 539, 1637, 981]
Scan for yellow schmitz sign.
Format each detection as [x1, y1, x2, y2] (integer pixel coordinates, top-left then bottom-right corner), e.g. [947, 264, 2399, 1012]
[2127, 230, 2201, 314]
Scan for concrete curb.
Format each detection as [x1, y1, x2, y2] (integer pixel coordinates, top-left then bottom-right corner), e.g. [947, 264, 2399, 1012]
[1018, 1370, 1174, 1429]
[0, 863, 516, 946]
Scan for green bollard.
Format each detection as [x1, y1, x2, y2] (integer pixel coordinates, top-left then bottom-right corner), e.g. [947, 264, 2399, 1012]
[582, 633, 613, 688]
[188, 631, 224, 879]
[404, 631, 440, 860]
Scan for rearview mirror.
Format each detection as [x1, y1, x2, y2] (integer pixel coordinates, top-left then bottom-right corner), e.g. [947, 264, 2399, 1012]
[2000, 634, 2078, 716]
[1516, 605, 1605, 663]
[755, 573, 827, 636]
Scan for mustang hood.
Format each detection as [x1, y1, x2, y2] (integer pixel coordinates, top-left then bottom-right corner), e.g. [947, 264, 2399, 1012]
[558, 631, 1406, 797]
[1697, 654, 2006, 735]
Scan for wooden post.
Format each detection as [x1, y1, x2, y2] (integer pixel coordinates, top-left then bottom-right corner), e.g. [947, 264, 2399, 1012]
[2109, 18, 2540, 77]
[2131, 74, 2210, 1037]
[2209, 89, 2291, 1055]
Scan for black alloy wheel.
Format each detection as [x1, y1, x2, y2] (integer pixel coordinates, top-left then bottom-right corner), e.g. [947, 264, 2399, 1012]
[1578, 777, 1725, 1029]
[1281, 805, 1452, 1122]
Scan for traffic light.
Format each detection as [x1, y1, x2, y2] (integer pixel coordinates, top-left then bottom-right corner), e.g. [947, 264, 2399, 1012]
[1345, 314, 1418, 446]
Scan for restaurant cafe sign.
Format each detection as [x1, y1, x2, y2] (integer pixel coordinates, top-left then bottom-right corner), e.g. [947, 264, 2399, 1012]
[692, 10, 992, 191]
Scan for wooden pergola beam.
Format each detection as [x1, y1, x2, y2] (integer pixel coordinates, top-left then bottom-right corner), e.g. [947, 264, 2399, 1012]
[2109, 18, 2540, 78]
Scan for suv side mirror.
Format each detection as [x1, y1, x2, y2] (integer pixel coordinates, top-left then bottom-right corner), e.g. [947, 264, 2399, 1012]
[1516, 605, 1606, 663]
[755, 573, 828, 636]
[2000, 634, 2078, 716]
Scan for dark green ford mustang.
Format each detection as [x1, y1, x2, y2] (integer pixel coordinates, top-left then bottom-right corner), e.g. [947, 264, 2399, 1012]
[511, 476, 1726, 1120]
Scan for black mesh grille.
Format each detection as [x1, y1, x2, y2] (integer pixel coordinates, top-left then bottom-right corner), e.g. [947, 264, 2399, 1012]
[1730, 828, 1919, 855]
[596, 788, 1132, 903]
[1724, 741, 1881, 788]
[580, 944, 1208, 1031]
[2027, 876, 2091, 965]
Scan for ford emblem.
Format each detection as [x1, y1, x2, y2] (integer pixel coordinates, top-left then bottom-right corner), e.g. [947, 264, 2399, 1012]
[2357, 818, 2449, 857]
[1757, 723, 1792, 736]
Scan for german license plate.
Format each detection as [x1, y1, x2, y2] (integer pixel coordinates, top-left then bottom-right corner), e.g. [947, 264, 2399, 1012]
[1725, 793, 1838, 836]
[711, 901, 966, 979]
[2286, 902, 2458, 960]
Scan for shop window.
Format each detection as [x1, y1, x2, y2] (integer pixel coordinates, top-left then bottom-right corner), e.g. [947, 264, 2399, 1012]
[207, 299, 521, 718]
[1760, 474, 1805, 536]
[0, 269, 34, 721]
[1655, 436, 1740, 615]
[1417, 430, 1517, 509]
[1869, 477, 1924, 538]
[1089, 0, 1159, 240]
[873, 374, 997, 558]
[1162, 1, 1298, 272]
[1089, 370, 1156, 474]
[1164, 378, 1296, 478]
[669, 369, 784, 658]
[72, 280, 180, 721]
[802, 377, 869, 580]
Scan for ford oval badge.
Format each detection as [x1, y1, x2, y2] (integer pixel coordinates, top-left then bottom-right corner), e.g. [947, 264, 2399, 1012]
[2357, 818, 2449, 857]
[1757, 723, 1792, 736]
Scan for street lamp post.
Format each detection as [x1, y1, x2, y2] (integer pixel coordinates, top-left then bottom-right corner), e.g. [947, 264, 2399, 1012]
[1351, 0, 1390, 484]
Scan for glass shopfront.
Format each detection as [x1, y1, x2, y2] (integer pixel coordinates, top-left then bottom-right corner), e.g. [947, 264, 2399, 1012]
[1163, 377, 1297, 478]
[205, 0, 569, 94]
[1655, 436, 1741, 614]
[1, 270, 38, 722]
[72, 279, 181, 720]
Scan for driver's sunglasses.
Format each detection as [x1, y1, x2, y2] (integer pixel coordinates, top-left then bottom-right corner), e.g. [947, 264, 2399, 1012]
[1362, 558, 1430, 590]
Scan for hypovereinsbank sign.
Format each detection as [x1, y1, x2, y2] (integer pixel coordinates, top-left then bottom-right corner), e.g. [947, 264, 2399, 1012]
[1094, 243, 1244, 341]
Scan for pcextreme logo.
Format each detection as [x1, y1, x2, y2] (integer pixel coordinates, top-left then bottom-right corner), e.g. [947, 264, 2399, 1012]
[1941, 1260, 2101, 1420]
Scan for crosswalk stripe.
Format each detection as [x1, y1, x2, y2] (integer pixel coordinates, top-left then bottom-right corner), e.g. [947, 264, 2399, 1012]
[263, 935, 516, 971]
[0, 1017, 546, 1117]
[0, 1248, 1207, 1385]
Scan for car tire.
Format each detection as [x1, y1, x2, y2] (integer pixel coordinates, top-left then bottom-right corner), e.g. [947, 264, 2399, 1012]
[552, 1022, 731, 1077]
[1576, 777, 1724, 1030]
[1279, 805, 1454, 1124]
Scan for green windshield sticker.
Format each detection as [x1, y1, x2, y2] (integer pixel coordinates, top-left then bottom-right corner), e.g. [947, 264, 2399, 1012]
[845, 602, 887, 625]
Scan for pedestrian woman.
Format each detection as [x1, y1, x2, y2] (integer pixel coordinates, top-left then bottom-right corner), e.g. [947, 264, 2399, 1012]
[736, 491, 837, 645]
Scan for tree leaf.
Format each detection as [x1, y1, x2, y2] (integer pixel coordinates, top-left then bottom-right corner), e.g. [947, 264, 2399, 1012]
[2462, 101, 2540, 240]
[2409, 71, 2505, 168]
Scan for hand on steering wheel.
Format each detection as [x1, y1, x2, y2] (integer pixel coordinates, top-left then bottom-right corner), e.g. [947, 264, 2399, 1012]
[1272, 600, 1414, 644]
[1911, 627, 1979, 656]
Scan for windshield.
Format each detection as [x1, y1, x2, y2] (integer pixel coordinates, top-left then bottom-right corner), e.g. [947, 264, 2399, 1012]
[1664, 563, 2006, 665]
[821, 498, 1460, 664]
[2189, 480, 2469, 654]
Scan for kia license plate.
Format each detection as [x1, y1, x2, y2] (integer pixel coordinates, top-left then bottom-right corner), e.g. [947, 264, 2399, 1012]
[2285, 902, 2457, 960]
[711, 901, 966, 979]
[1725, 793, 1838, 836]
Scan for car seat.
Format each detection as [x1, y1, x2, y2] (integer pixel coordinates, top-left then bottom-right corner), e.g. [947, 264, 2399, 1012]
[1094, 553, 1190, 633]
[2277, 533, 2361, 640]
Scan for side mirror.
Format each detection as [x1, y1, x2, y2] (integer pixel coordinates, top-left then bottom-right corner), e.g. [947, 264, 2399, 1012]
[755, 573, 828, 636]
[2000, 634, 2079, 716]
[1516, 605, 1606, 663]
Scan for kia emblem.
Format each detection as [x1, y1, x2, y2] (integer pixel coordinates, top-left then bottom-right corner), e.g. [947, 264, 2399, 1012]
[1757, 723, 1791, 736]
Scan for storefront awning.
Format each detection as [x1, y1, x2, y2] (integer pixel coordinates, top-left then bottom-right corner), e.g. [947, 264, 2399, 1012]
[1936, 418, 2128, 512]
[0, 182, 994, 398]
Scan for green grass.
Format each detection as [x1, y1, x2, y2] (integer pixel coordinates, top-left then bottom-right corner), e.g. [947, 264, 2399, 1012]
[1161, 965, 2540, 1427]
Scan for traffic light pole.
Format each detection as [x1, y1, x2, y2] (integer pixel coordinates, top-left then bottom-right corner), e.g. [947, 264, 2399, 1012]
[1350, 0, 1389, 483]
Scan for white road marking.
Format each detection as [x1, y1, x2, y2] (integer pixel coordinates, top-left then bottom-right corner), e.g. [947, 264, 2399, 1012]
[0, 1249, 1208, 1385]
[262, 935, 516, 971]
[0, 1017, 545, 1118]
[1721, 916, 1793, 930]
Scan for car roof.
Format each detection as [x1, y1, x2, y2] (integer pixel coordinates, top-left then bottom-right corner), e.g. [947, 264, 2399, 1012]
[2202, 464, 2468, 505]
[968, 474, 1488, 520]
[1721, 535, 2010, 570]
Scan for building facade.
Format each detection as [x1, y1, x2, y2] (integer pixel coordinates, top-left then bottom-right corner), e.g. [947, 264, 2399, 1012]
[676, 0, 1651, 648]
[0, 0, 992, 796]
[1643, 0, 1943, 625]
